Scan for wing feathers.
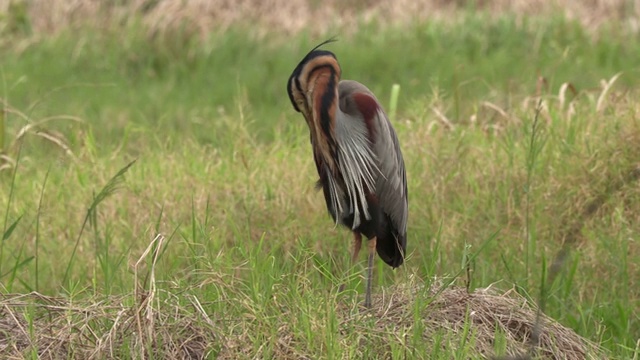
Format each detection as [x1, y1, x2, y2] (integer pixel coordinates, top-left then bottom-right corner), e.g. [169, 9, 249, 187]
[321, 80, 408, 242]
[334, 113, 378, 229]
[372, 110, 408, 235]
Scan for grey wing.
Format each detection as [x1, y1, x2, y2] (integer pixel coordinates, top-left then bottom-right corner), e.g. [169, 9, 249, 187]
[372, 110, 408, 236]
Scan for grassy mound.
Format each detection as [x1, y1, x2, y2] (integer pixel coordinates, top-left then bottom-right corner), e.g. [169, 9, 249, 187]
[0, 283, 604, 359]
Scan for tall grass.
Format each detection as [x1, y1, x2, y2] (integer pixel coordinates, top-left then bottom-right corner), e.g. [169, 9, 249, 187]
[0, 10, 639, 358]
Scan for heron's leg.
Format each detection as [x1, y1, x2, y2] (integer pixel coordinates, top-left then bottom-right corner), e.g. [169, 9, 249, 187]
[339, 232, 362, 293]
[350, 232, 363, 264]
[365, 236, 376, 308]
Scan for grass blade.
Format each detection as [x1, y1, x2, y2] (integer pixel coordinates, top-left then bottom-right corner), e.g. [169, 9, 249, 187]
[0, 138, 23, 275]
[34, 166, 51, 292]
[62, 159, 137, 286]
[2, 214, 22, 241]
[0, 107, 5, 151]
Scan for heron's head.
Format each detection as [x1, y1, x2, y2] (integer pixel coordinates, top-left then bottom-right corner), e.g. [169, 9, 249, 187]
[287, 39, 341, 128]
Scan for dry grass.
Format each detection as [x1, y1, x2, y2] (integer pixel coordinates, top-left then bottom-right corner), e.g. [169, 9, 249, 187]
[0, 97, 80, 172]
[0, 0, 638, 38]
[0, 282, 604, 359]
[370, 282, 602, 360]
[0, 232, 605, 359]
[0, 291, 217, 359]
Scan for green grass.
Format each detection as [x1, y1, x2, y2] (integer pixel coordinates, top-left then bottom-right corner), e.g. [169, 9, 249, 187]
[1, 12, 640, 358]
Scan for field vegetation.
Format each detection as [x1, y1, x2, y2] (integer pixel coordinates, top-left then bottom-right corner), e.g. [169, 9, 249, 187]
[0, 0, 639, 358]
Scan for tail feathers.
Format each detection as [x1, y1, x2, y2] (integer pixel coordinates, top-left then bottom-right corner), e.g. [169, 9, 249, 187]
[376, 227, 406, 268]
